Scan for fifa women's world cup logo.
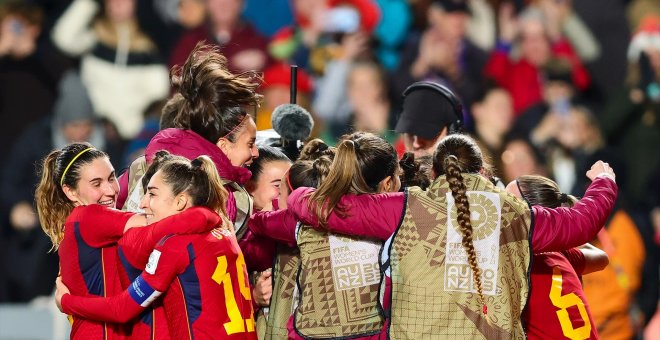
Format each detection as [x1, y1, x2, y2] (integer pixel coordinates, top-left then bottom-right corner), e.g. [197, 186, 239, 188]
[444, 191, 501, 295]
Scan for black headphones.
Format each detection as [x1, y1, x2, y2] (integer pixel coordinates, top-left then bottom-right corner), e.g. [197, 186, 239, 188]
[402, 81, 464, 134]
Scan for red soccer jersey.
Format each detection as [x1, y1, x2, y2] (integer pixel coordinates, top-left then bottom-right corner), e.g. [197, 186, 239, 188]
[524, 249, 599, 340]
[63, 228, 257, 340]
[60, 206, 219, 340]
[116, 207, 221, 340]
[59, 204, 134, 340]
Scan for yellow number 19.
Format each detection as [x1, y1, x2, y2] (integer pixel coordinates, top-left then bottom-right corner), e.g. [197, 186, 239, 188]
[549, 267, 591, 340]
[212, 254, 255, 335]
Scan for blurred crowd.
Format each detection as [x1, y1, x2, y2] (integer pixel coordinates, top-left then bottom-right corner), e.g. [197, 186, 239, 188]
[0, 0, 659, 338]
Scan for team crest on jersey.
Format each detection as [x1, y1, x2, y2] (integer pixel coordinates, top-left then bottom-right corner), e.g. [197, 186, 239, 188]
[145, 249, 162, 274]
[444, 191, 501, 295]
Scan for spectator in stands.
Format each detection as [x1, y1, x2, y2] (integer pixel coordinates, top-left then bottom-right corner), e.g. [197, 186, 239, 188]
[51, 0, 170, 139]
[393, 0, 488, 112]
[169, 0, 271, 73]
[0, 71, 111, 302]
[268, 0, 380, 75]
[319, 60, 397, 145]
[500, 137, 547, 184]
[509, 58, 577, 145]
[485, 3, 591, 116]
[470, 85, 514, 177]
[133, 0, 207, 58]
[256, 62, 314, 131]
[601, 14, 660, 206]
[0, 3, 61, 167]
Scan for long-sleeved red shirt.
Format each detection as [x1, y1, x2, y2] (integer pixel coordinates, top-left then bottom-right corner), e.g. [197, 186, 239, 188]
[62, 229, 257, 340]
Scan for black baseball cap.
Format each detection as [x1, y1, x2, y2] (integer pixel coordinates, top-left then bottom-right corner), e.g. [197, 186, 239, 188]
[395, 87, 458, 140]
[432, 0, 470, 14]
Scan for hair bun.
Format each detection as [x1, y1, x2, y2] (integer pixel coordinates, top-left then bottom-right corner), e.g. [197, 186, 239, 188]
[559, 193, 568, 203]
[191, 158, 203, 169]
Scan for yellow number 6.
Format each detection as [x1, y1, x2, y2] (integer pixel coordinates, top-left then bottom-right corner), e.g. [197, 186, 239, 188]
[212, 254, 255, 335]
[549, 267, 591, 340]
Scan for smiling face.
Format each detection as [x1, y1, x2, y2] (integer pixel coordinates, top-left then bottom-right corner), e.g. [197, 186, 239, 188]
[140, 170, 190, 224]
[218, 117, 259, 167]
[248, 160, 291, 211]
[63, 157, 119, 208]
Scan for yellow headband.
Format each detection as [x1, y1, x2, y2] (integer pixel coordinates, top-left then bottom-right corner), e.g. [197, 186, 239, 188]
[60, 148, 94, 186]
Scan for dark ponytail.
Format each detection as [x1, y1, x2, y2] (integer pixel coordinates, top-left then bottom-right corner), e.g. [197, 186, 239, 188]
[516, 175, 578, 208]
[170, 43, 263, 143]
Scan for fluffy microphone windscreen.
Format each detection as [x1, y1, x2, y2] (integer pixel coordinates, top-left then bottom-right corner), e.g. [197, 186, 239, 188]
[271, 103, 314, 142]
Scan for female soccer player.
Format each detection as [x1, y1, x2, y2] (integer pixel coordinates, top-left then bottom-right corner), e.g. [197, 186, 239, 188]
[246, 146, 291, 212]
[508, 175, 607, 340]
[35, 143, 220, 339]
[286, 134, 617, 338]
[56, 153, 256, 339]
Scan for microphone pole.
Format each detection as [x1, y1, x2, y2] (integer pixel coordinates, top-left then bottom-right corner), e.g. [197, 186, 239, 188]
[290, 65, 298, 104]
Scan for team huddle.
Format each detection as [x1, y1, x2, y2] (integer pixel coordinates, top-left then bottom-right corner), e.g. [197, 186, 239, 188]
[35, 45, 618, 339]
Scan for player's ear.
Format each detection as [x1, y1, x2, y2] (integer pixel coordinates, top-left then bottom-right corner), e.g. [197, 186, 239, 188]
[175, 193, 189, 211]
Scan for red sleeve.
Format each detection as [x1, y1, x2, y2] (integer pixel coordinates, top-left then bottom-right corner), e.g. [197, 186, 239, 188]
[78, 205, 135, 247]
[248, 209, 298, 245]
[119, 207, 220, 269]
[484, 50, 512, 87]
[62, 289, 145, 324]
[287, 188, 405, 241]
[61, 241, 188, 323]
[239, 230, 276, 273]
[531, 177, 617, 252]
[560, 248, 586, 275]
[142, 242, 188, 292]
[551, 38, 591, 90]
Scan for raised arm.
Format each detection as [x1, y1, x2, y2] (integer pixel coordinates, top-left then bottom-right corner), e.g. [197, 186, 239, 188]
[287, 188, 405, 241]
[532, 162, 617, 252]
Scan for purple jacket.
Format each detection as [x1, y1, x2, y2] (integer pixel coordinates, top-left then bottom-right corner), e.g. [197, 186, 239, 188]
[286, 175, 618, 252]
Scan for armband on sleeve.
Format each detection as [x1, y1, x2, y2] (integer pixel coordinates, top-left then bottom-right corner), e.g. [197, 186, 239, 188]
[128, 276, 162, 307]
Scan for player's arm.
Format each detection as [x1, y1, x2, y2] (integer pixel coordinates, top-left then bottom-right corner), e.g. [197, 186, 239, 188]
[287, 187, 405, 241]
[119, 206, 220, 269]
[78, 204, 137, 247]
[57, 243, 185, 323]
[576, 243, 609, 275]
[531, 174, 617, 252]
[248, 209, 297, 245]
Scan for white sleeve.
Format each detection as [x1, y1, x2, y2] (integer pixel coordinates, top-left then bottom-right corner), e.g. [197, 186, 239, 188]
[51, 0, 99, 56]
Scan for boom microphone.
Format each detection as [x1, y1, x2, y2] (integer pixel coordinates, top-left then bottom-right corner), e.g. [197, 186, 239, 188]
[271, 103, 314, 160]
